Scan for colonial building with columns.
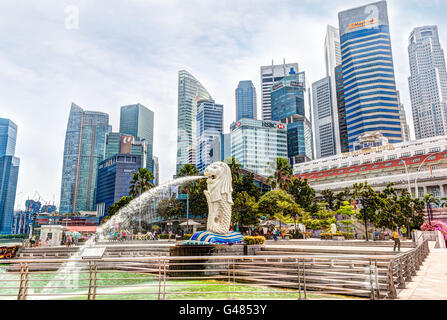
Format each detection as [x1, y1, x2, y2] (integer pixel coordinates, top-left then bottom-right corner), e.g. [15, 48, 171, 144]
[294, 134, 447, 200]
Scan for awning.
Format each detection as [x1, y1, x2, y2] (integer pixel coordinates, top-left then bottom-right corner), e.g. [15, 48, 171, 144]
[65, 226, 98, 233]
[179, 219, 202, 226]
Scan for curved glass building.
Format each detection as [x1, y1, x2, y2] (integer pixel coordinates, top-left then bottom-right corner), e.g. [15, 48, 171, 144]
[176, 70, 212, 173]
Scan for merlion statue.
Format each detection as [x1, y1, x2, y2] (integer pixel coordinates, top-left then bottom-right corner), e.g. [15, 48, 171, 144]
[203, 161, 233, 234]
[185, 161, 244, 245]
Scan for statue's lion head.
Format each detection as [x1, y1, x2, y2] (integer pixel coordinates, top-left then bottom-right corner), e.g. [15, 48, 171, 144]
[204, 162, 233, 204]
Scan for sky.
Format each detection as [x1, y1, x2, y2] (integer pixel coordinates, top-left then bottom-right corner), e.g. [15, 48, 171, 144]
[1, 0, 446, 210]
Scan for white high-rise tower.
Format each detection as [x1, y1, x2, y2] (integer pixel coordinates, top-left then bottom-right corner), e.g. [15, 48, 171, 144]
[408, 26, 447, 139]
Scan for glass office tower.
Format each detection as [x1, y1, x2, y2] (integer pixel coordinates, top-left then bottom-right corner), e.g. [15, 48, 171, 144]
[59, 103, 109, 213]
[196, 99, 223, 173]
[230, 119, 288, 177]
[176, 70, 212, 173]
[119, 103, 154, 172]
[271, 68, 313, 165]
[235, 80, 257, 121]
[338, 1, 403, 150]
[96, 154, 143, 217]
[0, 118, 20, 234]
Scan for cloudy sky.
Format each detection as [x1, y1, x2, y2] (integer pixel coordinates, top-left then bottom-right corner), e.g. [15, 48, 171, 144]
[1, 0, 446, 209]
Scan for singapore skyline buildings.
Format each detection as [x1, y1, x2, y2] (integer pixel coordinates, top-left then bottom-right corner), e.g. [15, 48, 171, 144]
[2, 0, 447, 211]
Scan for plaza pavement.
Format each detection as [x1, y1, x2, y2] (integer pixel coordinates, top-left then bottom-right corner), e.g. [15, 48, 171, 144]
[398, 242, 447, 300]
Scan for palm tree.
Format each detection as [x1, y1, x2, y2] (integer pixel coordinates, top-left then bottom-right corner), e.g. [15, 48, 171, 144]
[177, 163, 200, 177]
[129, 168, 155, 232]
[225, 157, 242, 184]
[266, 158, 293, 190]
[423, 194, 440, 225]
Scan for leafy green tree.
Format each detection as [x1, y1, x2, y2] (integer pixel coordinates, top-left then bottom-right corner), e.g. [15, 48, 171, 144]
[302, 202, 336, 231]
[225, 157, 242, 185]
[156, 193, 184, 237]
[266, 158, 293, 190]
[321, 189, 336, 211]
[335, 188, 352, 210]
[177, 163, 200, 177]
[129, 168, 155, 198]
[177, 163, 207, 220]
[336, 201, 355, 233]
[256, 189, 296, 220]
[101, 196, 133, 225]
[233, 171, 261, 201]
[188, 178, 208, 218]
[276, 200, 308, 235]
[232, 191, 259, 233]
[423, 193, 440, 224]
[287, 177, 317, 213]
[351, 182, 381, 241]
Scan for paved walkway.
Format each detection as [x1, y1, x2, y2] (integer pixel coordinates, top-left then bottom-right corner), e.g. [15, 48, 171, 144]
[398, 242, 447, 300]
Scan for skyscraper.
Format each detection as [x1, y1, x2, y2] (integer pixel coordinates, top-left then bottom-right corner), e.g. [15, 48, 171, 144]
[335, 64, 350, 153]
[59, 103, 109, 213]
[176, 70, 212, 173]
[312, 77, 337, 158]
[408, 26, 447, 139]
[235, 80, 257, 121]
[260, 60, 299, 121]
[196, 99, 223, 173]
[0, 118, 20, 234]
[271, 68, 313, 165]
[397, 91, 411, 142]
[338, 0, 403, 150]
[325, 25, 342, 79]
[96, 154, 143, 217]
[119, 103, 154, 172]
[230, 119, 288, 177]
[324, 25, 343, 154]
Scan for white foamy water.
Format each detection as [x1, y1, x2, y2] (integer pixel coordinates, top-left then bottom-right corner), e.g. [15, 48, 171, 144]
[38, 175, 204, 298]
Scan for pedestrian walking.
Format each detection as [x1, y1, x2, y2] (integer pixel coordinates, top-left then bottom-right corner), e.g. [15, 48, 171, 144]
[392, 228, 401, 252]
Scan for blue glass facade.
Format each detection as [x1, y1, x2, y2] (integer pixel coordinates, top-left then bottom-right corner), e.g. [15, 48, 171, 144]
[335, 64, 349, 153]
[338, 1, 403, 150]
[235, 80, 257, 121]
[0, 156, 20, 234]
[270, 70, 313, 164]
[196, 100, 223, 173]
[119, 104, 154, 173]
[60, 103, 109, 213]
[96, 154, 142, 217]
[0, 119, 17, 157]
[0, 118, 20, 234]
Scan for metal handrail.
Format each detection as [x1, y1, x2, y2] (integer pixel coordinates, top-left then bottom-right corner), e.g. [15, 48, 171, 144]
[0, 242, 430, 301]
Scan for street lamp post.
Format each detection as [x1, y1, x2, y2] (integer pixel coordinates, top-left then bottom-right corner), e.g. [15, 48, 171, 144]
[186, 192, 189, 234]
[414, 151, 444, 199]
[399, 159, 412, 195]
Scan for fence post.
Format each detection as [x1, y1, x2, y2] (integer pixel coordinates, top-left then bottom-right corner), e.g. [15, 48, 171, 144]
[87, 261, 93, 300]
[17, 263, 24, 300]
[162, 258, 167, 300]
[369, 260, 376, 300]
[23, 263, 29, 300]
[397, 258, 405, 289]
[387, 260, 397, 299]
[297, 259, 301, 300]
[157, 254, 161, 300]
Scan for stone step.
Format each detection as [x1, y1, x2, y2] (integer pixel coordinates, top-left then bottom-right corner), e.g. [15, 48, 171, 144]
[264, 240, 415, 248]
